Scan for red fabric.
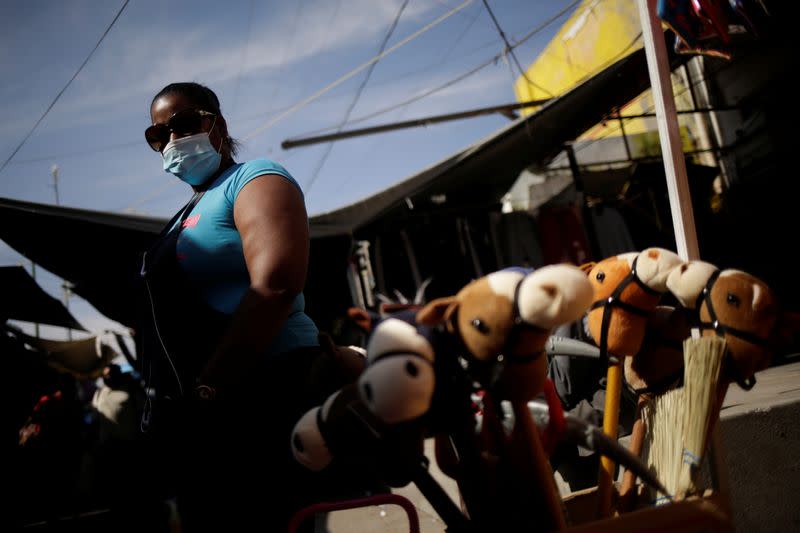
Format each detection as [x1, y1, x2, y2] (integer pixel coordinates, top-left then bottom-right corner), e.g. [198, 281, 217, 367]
[540, 379, 567, 456]
[537, 206, 592, 266]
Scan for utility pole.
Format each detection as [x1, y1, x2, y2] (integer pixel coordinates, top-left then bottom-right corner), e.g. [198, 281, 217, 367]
[31, 261, 39, 338]
[51, 164, 72, 340]
[51, 164, 60, 206]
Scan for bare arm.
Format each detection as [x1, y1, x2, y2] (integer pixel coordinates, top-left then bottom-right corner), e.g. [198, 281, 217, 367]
[197, 174, 310, 393]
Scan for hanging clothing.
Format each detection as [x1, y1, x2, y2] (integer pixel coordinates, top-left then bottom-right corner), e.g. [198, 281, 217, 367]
[536, 205, 592, 266]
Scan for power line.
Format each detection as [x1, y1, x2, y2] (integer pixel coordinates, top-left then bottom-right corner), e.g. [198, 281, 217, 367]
[240, 0, 475, 142]
[481, 0, 554, 97]
[0, 0, 130, 176]
[8, 140, 141, 165]
[305, 0, 410, 193]
[289, 0, 580, 140]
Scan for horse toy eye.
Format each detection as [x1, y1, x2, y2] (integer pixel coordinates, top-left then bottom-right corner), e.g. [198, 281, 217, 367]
[471, 318, 490, 334]
[726, 292, 740, 307]
[596, 271, 606, 282]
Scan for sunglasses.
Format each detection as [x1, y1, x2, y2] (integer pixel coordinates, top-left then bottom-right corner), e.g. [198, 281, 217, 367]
[145, 109, 215, 152]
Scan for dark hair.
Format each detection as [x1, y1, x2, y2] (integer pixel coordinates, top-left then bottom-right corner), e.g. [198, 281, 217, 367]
[151, 82, 241, 156]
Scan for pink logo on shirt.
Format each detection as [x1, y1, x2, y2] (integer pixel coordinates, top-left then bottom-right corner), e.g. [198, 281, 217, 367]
[183, 214, 201, 229]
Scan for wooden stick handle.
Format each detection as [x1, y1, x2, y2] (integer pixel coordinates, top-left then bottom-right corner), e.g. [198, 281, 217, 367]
[597, 362, 623, 518]
[618, 395, 648, 512]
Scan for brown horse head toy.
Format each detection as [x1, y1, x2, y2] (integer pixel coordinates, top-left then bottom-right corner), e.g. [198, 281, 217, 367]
[417, 264, 594, 403]
[666, 260, 799, 388]
[586, 247, 683, 360]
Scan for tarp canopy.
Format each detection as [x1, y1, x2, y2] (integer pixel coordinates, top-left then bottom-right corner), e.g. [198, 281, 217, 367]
[1, 266, 86, 330]
[0, 199, 165, 328]
[3, 324, 118, 380]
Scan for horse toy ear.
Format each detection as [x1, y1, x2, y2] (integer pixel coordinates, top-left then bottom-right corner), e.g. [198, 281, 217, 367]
[347, 307, 380, 334]
[665, 260, 719, 309]
[416, 296, 458, 327]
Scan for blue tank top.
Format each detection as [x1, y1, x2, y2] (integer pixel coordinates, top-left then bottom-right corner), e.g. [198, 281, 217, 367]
[174, 158, 319, 354]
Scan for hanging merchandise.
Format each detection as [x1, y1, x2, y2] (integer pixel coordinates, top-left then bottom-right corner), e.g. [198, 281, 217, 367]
[658, 0, 703, 49]
[658, 0, 732, 60]
[726, 0, 770, 38]
[692, 0, 731, 45]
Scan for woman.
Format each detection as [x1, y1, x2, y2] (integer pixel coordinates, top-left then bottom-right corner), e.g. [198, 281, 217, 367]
[139, 82, 347, 531]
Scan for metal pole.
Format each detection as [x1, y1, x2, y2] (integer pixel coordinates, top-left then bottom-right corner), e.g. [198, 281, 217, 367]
[617, 108, 633, 161]
[31, 261, 39, 338]
[51, 164, 72, 340]
[51, 164, 60, 206]
[282, 98, 551, 149]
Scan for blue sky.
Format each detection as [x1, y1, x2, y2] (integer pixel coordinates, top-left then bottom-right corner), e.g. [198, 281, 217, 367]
[0, 0, 579, 337]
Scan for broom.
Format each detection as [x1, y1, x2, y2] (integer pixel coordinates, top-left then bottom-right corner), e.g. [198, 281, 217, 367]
[644, 336, 727, 502]
[677, 336, 726, 496]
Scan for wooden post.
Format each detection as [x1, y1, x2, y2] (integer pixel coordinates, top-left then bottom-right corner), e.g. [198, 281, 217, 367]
[636, 0, 699, 262]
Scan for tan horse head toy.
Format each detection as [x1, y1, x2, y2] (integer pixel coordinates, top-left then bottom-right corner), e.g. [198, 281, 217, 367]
[666, 260, 800, 389]
[417, 264, 594, 403]
[586, 248, 683, 361]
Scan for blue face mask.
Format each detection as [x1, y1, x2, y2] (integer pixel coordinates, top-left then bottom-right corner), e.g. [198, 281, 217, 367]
[162, 133, 222, 186]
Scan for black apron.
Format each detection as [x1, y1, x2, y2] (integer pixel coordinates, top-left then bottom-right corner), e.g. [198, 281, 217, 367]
[137, 192, 359, 530]
[139, 191, 229, 424]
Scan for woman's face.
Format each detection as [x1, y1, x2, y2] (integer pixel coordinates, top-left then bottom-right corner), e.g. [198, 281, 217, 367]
[150, 92, 227, 154]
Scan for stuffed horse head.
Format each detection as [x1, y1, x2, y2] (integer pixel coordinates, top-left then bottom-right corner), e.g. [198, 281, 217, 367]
[625, 305, 692, 395]
[357, 317, 436, 424]
[290, 382, 425, 487]
[667, 261, 787, 388]
[416, 264, 593, 402]
[586, 247, 682, 359]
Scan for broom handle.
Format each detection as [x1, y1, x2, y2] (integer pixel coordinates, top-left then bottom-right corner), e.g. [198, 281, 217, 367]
[597, 361, 623, 518]
[618, 394, 648, 511]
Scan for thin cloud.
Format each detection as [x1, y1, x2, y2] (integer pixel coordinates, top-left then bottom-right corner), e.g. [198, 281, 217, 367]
[6, 0, 444, 132]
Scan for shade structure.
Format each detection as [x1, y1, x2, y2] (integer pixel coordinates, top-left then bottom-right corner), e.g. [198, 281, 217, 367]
[1, 266, 85, 330]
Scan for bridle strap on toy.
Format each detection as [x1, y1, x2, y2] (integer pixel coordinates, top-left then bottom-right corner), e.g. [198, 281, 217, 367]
[696, 269, 770, 390]
[589, 256, 659, 364]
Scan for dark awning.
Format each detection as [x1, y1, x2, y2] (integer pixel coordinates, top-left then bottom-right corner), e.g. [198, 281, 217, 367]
[1, 266, 86, 330]
[0, 197, 353, 329]
[0, 198, 164, 328]
[310, 37, 686, 235]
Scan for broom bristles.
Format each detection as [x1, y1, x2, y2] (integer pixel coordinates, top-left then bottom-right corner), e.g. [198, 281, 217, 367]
[678, 336, 726, 495]
[643, 388, 682, 502]
[643, 336, 727, 502]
